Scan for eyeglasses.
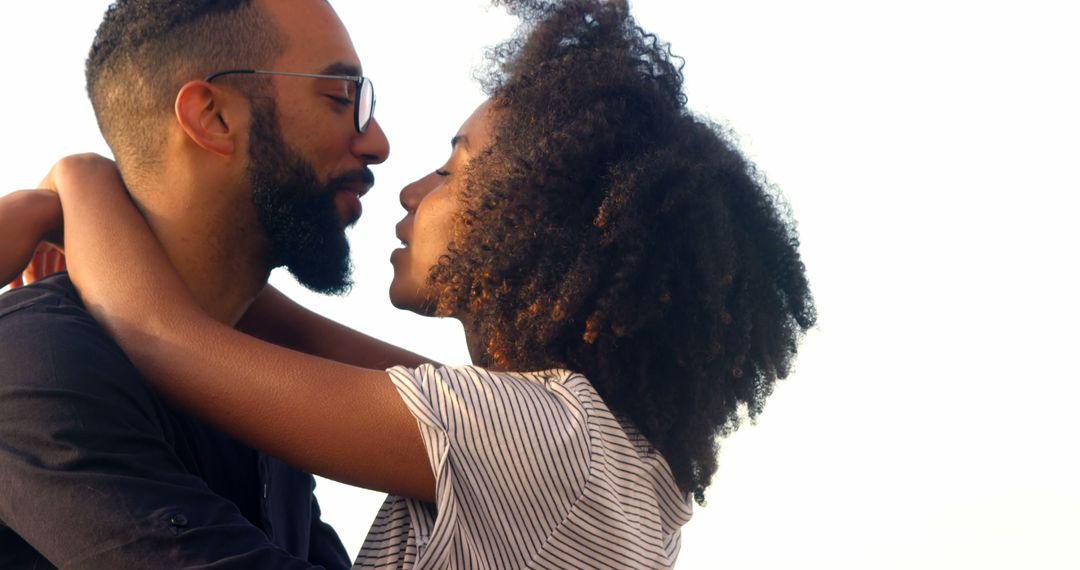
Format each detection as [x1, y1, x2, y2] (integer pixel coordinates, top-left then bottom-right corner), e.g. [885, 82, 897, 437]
[205, 69, 375, 134]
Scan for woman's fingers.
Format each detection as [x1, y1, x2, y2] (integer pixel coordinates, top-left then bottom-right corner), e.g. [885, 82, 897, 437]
[8, 243, 67, 289]
[45, 245, 67, 274]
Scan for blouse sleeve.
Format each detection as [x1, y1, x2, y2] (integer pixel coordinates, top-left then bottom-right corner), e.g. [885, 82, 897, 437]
[385, 364, 593, 566]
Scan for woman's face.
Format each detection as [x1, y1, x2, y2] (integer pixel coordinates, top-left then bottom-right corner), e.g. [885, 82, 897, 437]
[389, 100, 496, 315]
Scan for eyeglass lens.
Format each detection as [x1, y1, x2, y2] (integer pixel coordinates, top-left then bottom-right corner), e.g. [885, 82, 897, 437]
[355, 79, 374, 134]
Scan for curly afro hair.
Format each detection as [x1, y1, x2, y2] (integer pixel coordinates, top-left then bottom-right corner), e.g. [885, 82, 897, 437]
[430, 0, 816, 503]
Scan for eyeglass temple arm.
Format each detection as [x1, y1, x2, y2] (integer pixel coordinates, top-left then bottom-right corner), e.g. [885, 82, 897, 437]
[205, 69, 362, 82]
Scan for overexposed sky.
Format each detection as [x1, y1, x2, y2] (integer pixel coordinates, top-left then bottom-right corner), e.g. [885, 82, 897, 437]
[2, 1, 1079, 568]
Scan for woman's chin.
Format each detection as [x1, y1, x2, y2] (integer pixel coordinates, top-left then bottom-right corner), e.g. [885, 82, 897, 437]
[388, 281, 431, 316]
[387, 282, 410, 311]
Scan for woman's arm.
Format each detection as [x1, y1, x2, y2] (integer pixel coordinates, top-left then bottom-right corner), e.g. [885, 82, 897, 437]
[0, 190, 63, 287]
[238, 285, 434, 369]
[54, 154, 434, 501]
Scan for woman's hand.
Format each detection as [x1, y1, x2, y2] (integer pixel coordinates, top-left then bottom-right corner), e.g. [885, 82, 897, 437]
[0, 189, 63, 288]
[47, 153, 176, 318]
[7, 242, 67, 289]
[2, 154, 122, 289]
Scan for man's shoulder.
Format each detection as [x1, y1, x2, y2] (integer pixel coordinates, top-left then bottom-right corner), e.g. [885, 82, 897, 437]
[0, 274, 141, 392]
[0, 273, 92, 325]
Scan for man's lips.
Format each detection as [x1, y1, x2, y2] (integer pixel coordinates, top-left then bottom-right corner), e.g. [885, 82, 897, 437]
[327, 167, 375, 199]
[333, 182, 371, 199]
[333, 188, 365, 226]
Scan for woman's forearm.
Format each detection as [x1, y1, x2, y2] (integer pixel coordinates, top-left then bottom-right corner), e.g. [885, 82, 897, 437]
[54, 155, 200, 337]
[238, 285, 435, 369]
[53, 154, 434, 500]
[0, 190, 62, 286]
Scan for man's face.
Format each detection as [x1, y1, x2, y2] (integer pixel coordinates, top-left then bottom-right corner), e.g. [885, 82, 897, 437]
[249, 0, 389, 293]
[247, 99, 366, 294]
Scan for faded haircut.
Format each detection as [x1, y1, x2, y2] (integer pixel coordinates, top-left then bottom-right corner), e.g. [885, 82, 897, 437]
[85, 0, 284, 181]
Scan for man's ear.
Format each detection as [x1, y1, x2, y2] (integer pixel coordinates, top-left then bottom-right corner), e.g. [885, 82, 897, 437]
[174, 81, 241, 157]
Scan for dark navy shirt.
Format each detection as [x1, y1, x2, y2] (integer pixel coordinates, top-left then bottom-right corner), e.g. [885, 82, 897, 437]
[0, 274, 350, 569]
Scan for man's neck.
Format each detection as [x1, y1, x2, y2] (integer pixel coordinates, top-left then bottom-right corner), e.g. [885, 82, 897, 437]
[130, 176, 272, 326]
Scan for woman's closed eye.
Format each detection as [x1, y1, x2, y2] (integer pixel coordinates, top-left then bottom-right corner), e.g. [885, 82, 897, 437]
[435, 169, 451, 177]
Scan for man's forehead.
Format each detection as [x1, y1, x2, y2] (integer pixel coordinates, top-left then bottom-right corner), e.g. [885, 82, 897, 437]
[260, 0, 361, 72]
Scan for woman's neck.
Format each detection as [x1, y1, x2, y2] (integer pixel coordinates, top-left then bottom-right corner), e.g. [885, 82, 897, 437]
[461, 315, 559, 373]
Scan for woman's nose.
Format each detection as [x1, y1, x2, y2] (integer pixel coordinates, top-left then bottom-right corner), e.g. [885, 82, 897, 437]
[399, 172, 440, 211]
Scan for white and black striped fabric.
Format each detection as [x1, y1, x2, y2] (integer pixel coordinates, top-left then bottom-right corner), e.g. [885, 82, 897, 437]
[353, 364, 693, 569]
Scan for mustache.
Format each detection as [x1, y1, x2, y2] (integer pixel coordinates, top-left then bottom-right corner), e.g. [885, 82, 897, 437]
[325, 167, 375, 192]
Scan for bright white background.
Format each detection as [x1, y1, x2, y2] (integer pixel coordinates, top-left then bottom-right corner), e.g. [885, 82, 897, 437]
[2, 1, 1078, 568]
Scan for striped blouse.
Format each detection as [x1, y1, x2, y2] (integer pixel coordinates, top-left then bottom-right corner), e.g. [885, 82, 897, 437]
[353, 364, 693, 569]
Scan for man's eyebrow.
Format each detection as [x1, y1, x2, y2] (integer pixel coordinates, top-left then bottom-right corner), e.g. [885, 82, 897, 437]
[451, 135, 470, 149]
[318, 62, 362, 77]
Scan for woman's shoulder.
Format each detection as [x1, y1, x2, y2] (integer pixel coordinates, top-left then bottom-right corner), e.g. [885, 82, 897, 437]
[376, 363, 693, 566]
[390, 364, 606, 419]
[392, 363, 662, 460]
[395, 363, 598, 394]
[394, 363, 581, 384]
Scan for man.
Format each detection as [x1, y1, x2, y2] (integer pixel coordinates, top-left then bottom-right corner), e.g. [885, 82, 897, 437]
[0, 0, 419, 567]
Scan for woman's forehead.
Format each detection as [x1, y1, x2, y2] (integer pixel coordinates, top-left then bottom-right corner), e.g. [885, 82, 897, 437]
[454, 100, 498, 151]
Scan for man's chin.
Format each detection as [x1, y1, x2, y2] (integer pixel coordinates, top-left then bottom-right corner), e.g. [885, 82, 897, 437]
[292, 271, 353, 296]
[284, 249, 354, 296]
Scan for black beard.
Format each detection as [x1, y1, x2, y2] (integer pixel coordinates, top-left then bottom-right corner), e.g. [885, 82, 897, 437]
[247, 101, 366, 296]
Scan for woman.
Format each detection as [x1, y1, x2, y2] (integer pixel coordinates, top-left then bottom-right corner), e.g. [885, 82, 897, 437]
[5, 0, 815, 567]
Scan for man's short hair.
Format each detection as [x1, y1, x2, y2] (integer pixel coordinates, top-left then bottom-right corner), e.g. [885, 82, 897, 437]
[86, 0, 284, 180]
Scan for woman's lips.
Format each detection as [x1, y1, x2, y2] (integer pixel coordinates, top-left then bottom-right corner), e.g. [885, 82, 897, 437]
[389, 245, 407, 265]
[394, 218, 412, 247]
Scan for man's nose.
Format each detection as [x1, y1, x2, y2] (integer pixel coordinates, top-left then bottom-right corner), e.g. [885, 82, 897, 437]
[351, 117, 390, 165]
